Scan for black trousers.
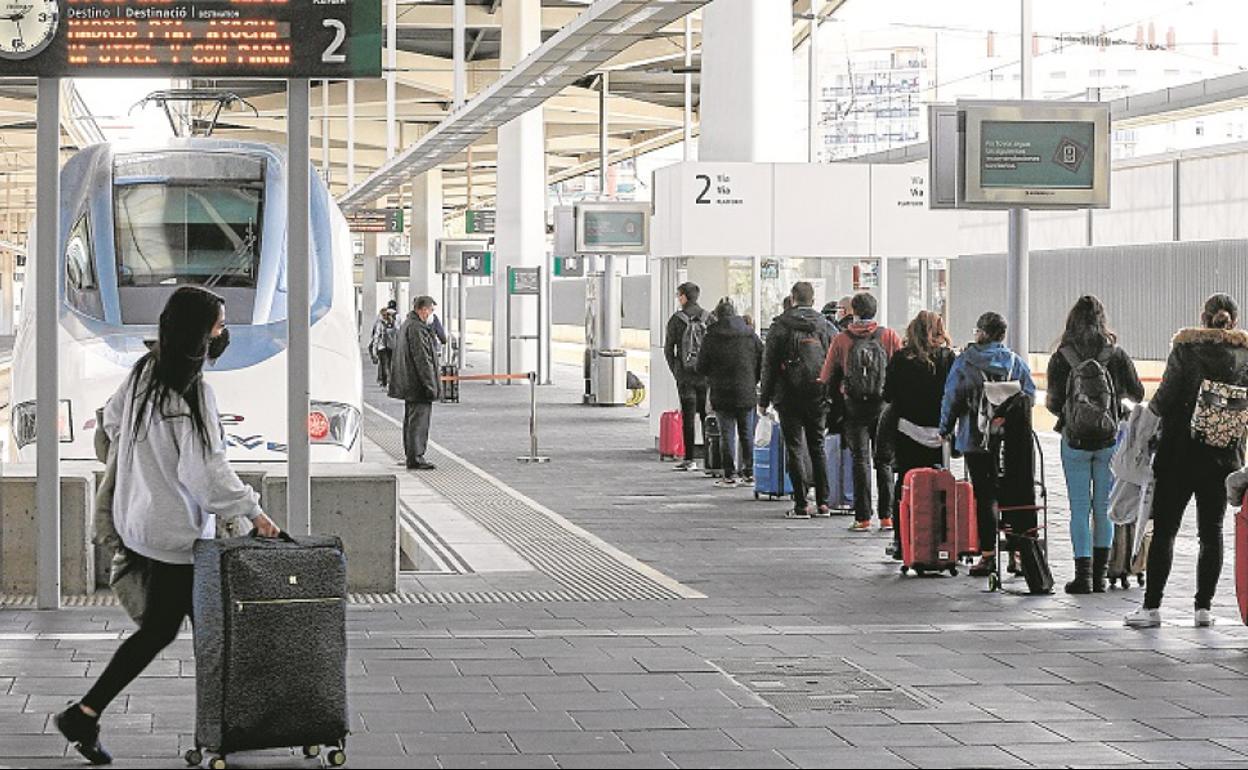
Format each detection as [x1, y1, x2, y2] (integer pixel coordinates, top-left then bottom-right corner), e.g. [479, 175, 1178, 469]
[844, 401, 893, 522]
[376, 348, 393, 387]
[1145, 463, 1233, 610]
[82, 559, 193, 714]
[777, 401, 828, 510]
[403, 400, 433, 466]
[677, 382, 708, 462]
[715, 407, 754, 478]
[966, 450, 1000, 555]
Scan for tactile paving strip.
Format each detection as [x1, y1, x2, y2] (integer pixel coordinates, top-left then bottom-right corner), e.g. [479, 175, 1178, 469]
[365, 410, 689, 602]
[1, 589, 593, 608]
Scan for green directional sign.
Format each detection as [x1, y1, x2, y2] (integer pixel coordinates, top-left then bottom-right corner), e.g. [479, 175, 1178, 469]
[461, 250, 492, 277]
[979, 120, 1097, 190]
[508, 266, 540, 296]
[554, 255, 584, 277]
[466, 209, 496, 234]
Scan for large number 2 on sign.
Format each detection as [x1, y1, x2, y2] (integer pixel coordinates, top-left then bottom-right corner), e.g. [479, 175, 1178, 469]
[694, 174, 711, 204]
[322, 19, 347, 63]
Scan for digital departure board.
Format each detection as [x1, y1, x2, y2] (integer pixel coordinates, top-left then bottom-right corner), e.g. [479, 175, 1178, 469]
[0, 1, 382, 78]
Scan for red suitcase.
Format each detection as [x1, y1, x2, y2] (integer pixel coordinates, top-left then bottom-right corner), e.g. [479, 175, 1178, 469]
[659, 410, 684, 460]
[899, 467, 961, 577]
[1237, 494, 1248, 624]
[955, 479, 979, 559]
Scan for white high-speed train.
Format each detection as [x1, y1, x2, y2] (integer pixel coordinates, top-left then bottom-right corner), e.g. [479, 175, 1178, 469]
[10, 140, 363, 462]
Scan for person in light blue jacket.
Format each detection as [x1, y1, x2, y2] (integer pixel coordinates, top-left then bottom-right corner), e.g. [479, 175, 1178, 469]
[939, 311, 1036, 576]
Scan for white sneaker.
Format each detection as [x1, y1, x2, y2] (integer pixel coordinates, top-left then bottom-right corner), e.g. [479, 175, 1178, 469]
[1195, 608, 1216, 628]
[674, 460, 698, 472]
[1124, 605, 1162, 628]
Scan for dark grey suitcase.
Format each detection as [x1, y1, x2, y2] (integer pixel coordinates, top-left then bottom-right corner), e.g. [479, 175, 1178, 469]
[189, 533, 349, 769]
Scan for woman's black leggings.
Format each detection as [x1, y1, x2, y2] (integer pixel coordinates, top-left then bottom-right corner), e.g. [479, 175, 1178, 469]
[1145, 464, 1232, 611]
[82, 560, 193, 714]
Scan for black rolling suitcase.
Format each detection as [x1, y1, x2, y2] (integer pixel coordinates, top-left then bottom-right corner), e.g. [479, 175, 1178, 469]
[703, 415, 724, 477]
[189, 533, 349, 769]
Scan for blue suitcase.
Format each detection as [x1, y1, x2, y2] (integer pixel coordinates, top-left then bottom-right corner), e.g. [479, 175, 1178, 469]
[825, 433, 864, 512]
[754, 422, 793, 500]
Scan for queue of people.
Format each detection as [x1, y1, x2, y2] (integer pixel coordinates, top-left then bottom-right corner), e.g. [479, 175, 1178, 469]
[666, 280, 1248, 628]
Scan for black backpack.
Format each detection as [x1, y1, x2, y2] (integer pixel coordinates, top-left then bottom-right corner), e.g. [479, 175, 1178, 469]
[784, 326, 829, 396]
[844, 329, 888, 402]
[677, 310, 708, 375]
[1061, 346, 1118, 449]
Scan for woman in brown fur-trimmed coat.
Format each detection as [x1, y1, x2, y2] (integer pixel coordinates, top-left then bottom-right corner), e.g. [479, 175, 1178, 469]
[1125, 293, 1248, 629]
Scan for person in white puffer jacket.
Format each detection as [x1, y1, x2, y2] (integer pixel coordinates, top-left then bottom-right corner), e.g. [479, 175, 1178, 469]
[55, 286, 279, 765]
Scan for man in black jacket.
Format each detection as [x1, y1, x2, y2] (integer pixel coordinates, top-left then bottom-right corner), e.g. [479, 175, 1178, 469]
[664, 282, 710, 471]
[696, 298, 764, 486]
[759, 282, 835, 518]
[389, 296, 441, 470]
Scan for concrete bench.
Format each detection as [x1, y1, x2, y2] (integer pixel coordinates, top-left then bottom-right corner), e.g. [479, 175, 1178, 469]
[0, 466, 95, 595]
[258, 464, 399, 593]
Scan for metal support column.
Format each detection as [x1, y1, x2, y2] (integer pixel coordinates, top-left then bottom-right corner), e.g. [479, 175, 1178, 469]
[320, 80, 330, 179]
[683, 17, 693, 160]
[386, 0, 398, 159]
[599, 71, 609, 194]
[808, 0, 822, 163]
[453, 0, 467, 110]
[1006, 0, 1032, 355]
[287, 79, 312, 536]
[35, 78, 60, 609]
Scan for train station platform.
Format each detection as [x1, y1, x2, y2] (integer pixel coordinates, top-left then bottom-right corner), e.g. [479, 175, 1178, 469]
[3, 354, 1248, 769]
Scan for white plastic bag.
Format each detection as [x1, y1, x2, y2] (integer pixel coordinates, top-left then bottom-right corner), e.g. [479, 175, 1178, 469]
[754, 411, 775, 448]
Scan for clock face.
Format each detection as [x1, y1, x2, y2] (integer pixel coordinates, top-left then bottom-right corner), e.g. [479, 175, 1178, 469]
[0, 1, 59, 60]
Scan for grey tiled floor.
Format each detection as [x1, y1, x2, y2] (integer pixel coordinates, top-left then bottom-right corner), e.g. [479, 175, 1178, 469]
[4, 354, 1248, 768]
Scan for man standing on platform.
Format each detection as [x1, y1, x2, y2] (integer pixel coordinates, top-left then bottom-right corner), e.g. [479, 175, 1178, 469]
[389, 296, 441, 470]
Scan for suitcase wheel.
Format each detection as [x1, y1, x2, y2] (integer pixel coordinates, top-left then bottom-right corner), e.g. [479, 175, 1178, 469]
[915, 567, 927, 577]
[949, 566, 958, 577]
[987, 573, 1001, 592]
[184, 748, 203, 767]
[1137, 574, 1145, 586]
[208, 756, 227, 770]
[328, 748, 348, 767]
[753, 492, 759, 500]
[900, 565, 909, 575]
[303, 745, 321, 759]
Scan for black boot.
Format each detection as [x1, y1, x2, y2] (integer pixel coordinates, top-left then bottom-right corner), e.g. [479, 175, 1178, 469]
[55, 703, 112, 765]
[1092, 547, 1110, 593]
[1065, 557, 1093, 595]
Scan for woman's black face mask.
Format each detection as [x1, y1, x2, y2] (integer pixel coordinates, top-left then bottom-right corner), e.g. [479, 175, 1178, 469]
[207, 327, 231, 361]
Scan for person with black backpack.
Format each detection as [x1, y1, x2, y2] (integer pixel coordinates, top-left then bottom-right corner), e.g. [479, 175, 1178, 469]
[1125, 293, 1248, 629]
[821, 292, 903, 531]
[664, 282, 711, 471]
[1046, 296, 1144, 595]
[759, 282, 835, 518]
[939, 312, 1036, 577]
[697, 298, 764, 487]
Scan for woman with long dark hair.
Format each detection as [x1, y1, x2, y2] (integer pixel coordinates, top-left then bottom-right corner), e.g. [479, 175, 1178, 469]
[55, 286, 279, 764]
[1126, 293, 1248, 628]
[884, 310, 957, 559]
[1046, 296, 1144, 594]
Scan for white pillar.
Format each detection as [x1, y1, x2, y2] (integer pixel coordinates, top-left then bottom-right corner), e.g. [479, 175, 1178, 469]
[1007, 0, 1032, 355]
[361, 234, 378, 346]
[453, 0, 467, 110]
[287, 78, 312, 536]
[409, 171, 443, 309]
[346, 80, 356, 187]
[492, 0, 545, 376]
[699, 0, 796, 163]
[808, 0, 822, 163]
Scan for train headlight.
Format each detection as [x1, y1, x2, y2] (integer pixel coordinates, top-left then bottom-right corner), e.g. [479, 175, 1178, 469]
[12, 400, 74, 449]
[309, 401, 360, 450]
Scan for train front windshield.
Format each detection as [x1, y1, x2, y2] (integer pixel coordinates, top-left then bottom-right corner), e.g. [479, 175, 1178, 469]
[112, 152, 265, 324]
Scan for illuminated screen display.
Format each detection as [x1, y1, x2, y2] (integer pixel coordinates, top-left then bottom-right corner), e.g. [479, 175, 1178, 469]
[0, 1, 381, 78]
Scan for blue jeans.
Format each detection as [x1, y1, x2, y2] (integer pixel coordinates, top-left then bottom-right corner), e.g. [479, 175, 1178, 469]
[1060, 437, 1116, 558]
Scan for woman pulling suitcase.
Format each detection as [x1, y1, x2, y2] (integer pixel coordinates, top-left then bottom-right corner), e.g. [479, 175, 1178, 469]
[55, 287, 280, 765]
[884, 310, 957, 560]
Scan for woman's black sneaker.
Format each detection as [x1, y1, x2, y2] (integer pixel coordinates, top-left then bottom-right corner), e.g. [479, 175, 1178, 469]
[968, 557, 996, 578]
[55, 703, 112, 765]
